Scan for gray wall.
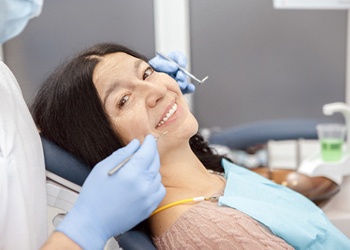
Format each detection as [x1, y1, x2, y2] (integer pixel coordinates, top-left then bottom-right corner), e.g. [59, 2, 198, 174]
[4, 0, 155, 103]
[190, 0, 347, 129]
[4, 0, 347, 129]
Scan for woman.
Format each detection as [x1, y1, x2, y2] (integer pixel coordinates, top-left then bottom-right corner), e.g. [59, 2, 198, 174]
[31, 43, 349, 249]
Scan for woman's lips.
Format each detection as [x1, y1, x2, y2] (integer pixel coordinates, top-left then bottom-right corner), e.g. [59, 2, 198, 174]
[157, 103, 178, 127]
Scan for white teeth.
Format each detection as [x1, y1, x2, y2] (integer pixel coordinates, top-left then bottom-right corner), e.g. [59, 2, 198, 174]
[157, 103, 177, 127]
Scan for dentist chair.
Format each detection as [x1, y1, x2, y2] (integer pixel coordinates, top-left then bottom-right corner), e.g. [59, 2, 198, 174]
[42, 134, 156, 250]
[208, 118, 324, 150]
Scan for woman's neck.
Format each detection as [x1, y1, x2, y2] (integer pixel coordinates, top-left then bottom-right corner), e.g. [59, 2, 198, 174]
[161, 145, 205, 182]
[159, 142, 223, 203]
[148, 141, 226, 236]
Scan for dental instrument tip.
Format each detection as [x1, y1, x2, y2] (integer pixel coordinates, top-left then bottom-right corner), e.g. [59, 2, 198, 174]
[156, 131, 168, 141]
[199, 76, 209, 85]
[156, 52, 208, 85]
[108, 132, 168, 176]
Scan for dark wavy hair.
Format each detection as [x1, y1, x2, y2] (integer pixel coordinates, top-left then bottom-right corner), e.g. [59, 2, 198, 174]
[31, 43, 225, 173]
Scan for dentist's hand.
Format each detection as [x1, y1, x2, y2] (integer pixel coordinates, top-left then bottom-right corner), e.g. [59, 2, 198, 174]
[149, 51, 195, 94]
[56, 135, 165, 250]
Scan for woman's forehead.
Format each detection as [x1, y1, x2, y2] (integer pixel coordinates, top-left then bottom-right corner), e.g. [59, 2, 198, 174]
[93, 53, 137, 83]
[95, 52, 134, 72]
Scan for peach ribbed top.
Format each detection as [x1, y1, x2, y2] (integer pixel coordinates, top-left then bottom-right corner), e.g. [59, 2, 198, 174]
[152, 199, 294, 249]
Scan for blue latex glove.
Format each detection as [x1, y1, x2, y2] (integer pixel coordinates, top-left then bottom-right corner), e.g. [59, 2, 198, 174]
[149, 51, 195, 94]
[56, 135, 165, 250]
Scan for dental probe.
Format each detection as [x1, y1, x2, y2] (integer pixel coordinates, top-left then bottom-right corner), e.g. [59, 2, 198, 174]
[108, 131, 168, 176]
[156, 52, 209, 85]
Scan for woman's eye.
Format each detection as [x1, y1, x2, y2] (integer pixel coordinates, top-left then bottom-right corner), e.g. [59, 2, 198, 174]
[143, 67, 154, 80]
[118, 95, 130, 108]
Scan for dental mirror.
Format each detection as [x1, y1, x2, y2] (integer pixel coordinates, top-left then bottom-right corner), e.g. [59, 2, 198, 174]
[156, 52, 209, 85]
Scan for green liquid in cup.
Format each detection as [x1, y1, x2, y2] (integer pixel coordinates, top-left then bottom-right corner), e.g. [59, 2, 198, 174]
[320, 138, 343, 162]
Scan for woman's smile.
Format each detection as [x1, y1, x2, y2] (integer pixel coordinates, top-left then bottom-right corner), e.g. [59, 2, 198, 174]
[157, 102, 178, 127]
[156, 102, 184, 129]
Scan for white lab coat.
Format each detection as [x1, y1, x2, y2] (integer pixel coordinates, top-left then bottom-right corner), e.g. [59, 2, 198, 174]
[0, 59, 47, 249]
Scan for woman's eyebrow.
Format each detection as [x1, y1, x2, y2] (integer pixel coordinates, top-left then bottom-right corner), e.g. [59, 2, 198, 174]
[103, 82, 119, 106]
[134, 58, 144, 71]
[103, 58, 144, 105]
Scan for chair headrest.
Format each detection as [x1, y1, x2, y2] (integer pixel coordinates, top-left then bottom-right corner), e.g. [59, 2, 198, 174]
[209, 118, 322, 150]
[40, 134, 90, 186]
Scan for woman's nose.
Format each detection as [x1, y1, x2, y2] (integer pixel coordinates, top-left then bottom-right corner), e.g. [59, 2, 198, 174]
[143, 81, 167, 107]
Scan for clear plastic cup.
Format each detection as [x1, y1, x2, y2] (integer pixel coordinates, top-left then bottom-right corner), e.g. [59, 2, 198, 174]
[316, 123, 346, 162]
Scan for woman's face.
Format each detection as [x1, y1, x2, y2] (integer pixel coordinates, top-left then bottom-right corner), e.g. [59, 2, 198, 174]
[92, 52, 198, 145]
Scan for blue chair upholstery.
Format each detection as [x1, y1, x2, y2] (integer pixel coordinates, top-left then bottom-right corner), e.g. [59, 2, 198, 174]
[40, 134, 156, 250]
[209, 119, 324, 150]
[116, 231, 156, 250]
[41, 134, 90, 186]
